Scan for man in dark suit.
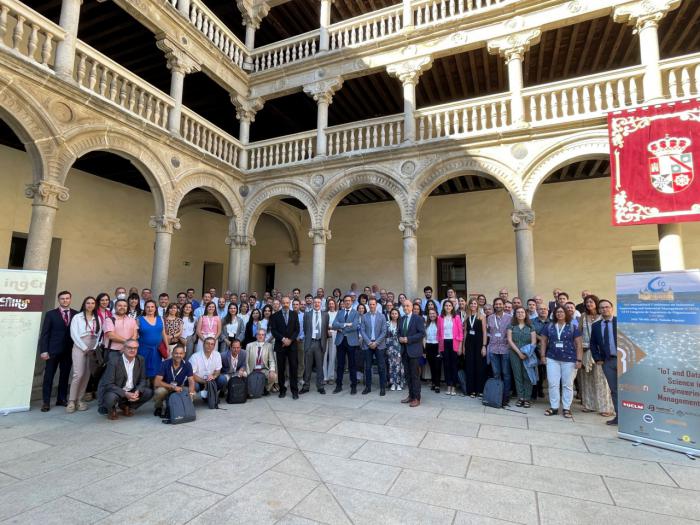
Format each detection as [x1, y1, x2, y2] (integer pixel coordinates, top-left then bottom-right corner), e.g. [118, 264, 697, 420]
[302, 297, 329, 394]
[332, 295, 362, 395]
[99, 339, 153, 420]
[38, 290, 77, 412]
[270, 296, 300, 399]
[360, 297, 388, 396]
[399, 299, 426, 407]
[590, 299, 618, 426]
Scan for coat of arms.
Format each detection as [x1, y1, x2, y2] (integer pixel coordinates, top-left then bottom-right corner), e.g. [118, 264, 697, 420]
[647, 135, 694, 194]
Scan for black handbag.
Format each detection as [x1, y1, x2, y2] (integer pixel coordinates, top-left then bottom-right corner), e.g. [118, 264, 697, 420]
[205, 380, 219, 409]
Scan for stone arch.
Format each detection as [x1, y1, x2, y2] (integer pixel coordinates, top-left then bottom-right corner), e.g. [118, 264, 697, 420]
[57, 128, 173, 216]
[521, 130, 610, 206]
[170, 170, 243, 219]
[317, 167, 410, 229]
[262, 206, 303, 265]
[242, 181, 319, 237]
[410, 153, 523, 216]
[0, 80, 61, 184]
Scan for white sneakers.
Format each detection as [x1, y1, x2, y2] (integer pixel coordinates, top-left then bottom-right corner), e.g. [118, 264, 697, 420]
[390, 384, 397, 391]
[65, 401, 76, 413]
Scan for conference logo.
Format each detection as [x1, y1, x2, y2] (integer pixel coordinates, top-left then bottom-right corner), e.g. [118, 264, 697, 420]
[648, 135, 694, 194]
[622, 400, 644, 410]
[0, 296, 31, 310]
[642, 414, 654, 424]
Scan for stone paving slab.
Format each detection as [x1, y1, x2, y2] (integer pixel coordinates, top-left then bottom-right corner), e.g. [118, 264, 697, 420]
[328, 420, 427, 446]
[304, 452, 402, 494]
[420, 431, 533, 464]
[1, 495, 109, 525]
[352, 440, 470, 477]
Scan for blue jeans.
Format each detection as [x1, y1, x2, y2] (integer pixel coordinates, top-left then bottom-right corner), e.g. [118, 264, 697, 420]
[490, 353, 511, 404]
[364, 347, 387, 389]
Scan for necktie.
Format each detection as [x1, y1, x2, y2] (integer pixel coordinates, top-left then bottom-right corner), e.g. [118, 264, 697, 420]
[371, 314, 376, 340]
[256, 346, 262, 366]
[62, 310, 69, 326]
[603, 321, 611, 355]
[283, 310, 288, 325]
[403, 315, 409, 336]
[314, 312, 319, 337]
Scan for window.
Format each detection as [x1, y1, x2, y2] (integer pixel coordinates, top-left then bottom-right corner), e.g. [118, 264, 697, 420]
[632, 249, 660, 273]
[8, 234, 27, 269]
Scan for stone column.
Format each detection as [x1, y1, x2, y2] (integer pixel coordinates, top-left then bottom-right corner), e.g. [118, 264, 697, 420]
[233, 95, 264, 169]
[149, 215, 180, 296]
[225, 219, 241, 293]
[309, 228, 331, 292]
[237, 0, 270, 68]
[399, 220, 419, 299]
[658, 223, 685, 271]
[614, 0, 680, 102]
[156, 37, 200, 135]
[487, 29, 541, 127]
[237, 236, 255, 293]
[387, 57, 433, 143]
[177, 0, 191, 17]
[402, 0, 414, 31]
[303, 78, 343, 157]
[54, 0, 83, 80]
[319, 0, 332, 51]
[23, 181, 69, 271]
[511, 208, 536, 301]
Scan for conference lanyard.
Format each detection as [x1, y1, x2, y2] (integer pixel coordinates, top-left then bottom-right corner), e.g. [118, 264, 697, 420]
[555, 323, 566, 341]
[468, 314, 476, 335]
[171, 365, 183, 385]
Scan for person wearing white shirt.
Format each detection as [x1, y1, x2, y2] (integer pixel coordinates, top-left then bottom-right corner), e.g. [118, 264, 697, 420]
[189, 337, 226, 399]
[67, 297, 102, 413]
[99, 339, 153, 420]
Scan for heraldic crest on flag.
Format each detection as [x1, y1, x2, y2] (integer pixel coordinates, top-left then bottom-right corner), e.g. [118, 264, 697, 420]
[648, 135, 694, 194]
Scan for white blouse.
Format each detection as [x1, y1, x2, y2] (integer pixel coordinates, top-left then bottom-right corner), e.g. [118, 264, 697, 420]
[425, 323, 438, 344]
[443, 316, 454, 340]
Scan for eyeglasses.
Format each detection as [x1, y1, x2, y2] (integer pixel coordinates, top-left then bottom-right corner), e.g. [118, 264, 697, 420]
[124, 346, 139, 350]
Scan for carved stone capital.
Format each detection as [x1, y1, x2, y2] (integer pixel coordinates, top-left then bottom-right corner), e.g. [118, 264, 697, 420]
[289, 250, 300, 265]
[149, 215, 181, 234]
[398, 220, 419, 238]
[232, 95, 265, 122]
[308, 228, 332, 244]
[614, 0, 681, 30]
[511, 208, 536, 231]
[237, 0, 270, 30]
[487, 29, 542, 62]
[303, 78, 344, 105]
[156, 36, 200, 75]
[25, 181, 70, 208]
[226, 234, 256, 248]
[386, 57, 433, 86]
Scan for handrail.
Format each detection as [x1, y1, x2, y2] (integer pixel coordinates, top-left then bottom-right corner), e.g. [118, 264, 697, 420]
[186, 0, 248, 69]
[0, 0, 65, 68]
[180, 106, 242, 166]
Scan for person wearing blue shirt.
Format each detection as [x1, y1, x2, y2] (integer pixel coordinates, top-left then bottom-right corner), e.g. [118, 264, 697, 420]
[194, 292, 213, 320]
[152, 344, 194, 418]
[293, 299, 306, 389]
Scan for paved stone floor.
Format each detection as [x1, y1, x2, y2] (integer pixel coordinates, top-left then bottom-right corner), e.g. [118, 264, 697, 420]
[1, 388, 699, 524]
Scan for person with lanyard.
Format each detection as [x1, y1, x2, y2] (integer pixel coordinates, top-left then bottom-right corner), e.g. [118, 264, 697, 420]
[531, 304, 550, 400]
[39, 290, 78, 412]
[245, 328, 276, 396]
[195, 302, 221, 353]
[100, 339, 153, 420]
[541, 305, 583, 418]
[486, 297, 513, 407]
[590, 299, 619, 426]
[302, 297, 329, 394]
[67, 296, 102, 413]
[438, 300, 463, 397]
[507, 306, 537, 408]
[190, 337, 226, 399]
[331, 295, 362, 395]
[463, 297, 488, 398]
[152, 344, 195, 418]
[424, 309, 441, 393]
[103, 298, 139, 361]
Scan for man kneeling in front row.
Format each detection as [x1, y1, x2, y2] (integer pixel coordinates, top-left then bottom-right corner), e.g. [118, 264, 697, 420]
[245, 328, 277, 396]
[99, 339, 153, 420]
[153, 343, 195, 418]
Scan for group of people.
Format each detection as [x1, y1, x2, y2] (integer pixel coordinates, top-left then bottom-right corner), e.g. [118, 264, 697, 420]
[38, 283, 620, 424]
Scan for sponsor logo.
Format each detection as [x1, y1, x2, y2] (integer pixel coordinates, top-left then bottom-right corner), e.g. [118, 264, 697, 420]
[665, 418, 688, 427]
[620, 383, 650, 393]
[622, 400, 644, 410]
[680, 435, 695, 444]
[642, 414, 654, 424]
[648, 405, 675, 414]
[654, 427, 671, 434]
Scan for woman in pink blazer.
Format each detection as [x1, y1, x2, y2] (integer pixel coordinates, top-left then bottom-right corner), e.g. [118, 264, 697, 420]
[437, 300, 463, 396]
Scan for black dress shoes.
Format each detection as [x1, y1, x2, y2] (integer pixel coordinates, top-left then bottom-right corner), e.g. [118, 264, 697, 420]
[333, 386, 342, 394]
[606, 417, 619, 426]
[318, 388, 326, 394]
[380, 389, 386, 396]
[40, 404, 50, 412]
[263, 389, 270, 396]
[362, 387, 371, 395]
[55, 400, 67, 407]
[300, 387, 310, 394]
[279, 391, 287, 399]
[350, 386, 357, 395]
[292, 393, 299, 400]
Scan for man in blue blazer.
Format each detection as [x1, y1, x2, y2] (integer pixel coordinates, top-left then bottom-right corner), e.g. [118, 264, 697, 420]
[589, 299, 618, 425]
[399, 299, 426, 407]
[38, 291, 77, 412]
[360, 297, 388, 396]
[332, 295, 361, 394]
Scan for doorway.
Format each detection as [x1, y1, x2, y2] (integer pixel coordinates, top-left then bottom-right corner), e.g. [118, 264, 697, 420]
[202, 261, 224, 295]
[264, 264, 275, 292]
[437, 257, 467, 299]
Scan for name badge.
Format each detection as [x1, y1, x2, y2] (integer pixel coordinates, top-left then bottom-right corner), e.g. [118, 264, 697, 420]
[555, 342, 564, 349]
[170, 382, 177, 387]
[494, 333, 502, 338]
[255, 365, 262, 370]
[469, 330, 476, 335]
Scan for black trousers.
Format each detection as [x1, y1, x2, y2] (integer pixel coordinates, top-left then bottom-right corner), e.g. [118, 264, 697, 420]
[424, 343, 441, 388]
[402, 348, 421, 401]
[103, 387, 154, 411]
[42, 351, 72, 404]
[336, 339, 358, 388]
[276, 346, 298, 394]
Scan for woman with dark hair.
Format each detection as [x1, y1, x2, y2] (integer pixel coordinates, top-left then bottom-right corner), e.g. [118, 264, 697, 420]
[424, 308, 441, 393]
[84, 292, 113, 402]
[138, 299, 167, 381]
[239, 301, 250, 324]
[67, 296, 101, 412]
[438, 300, 463, 396]
[332, 288, 342, 304]
[541, 305, 583, 418]
[477, 294, 487, 315]
[126, 293, 142, 319]
[578, 295, 615, 416]
[242, 308, 262, 347]
[196, 302, 221, 353]
[507, 306, 537, 408]
[260, 304, 274, 343]
[164, 303, 183, 353]
[222, 302, 244, 346]
[179, 302, 196, 360]
[386, 308, 404, 391]
[463, 297, 488, 397]
[323, 298, 339, 384]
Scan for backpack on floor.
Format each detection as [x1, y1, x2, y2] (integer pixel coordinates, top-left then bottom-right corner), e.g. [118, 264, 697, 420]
[206, 380, 219, 409]
[457, 369, 467, 395]
[482, 378, 504, 408]
[226, 376, 247, 404]
[247, 371, 266, 399]
[163, 391, 196, 425]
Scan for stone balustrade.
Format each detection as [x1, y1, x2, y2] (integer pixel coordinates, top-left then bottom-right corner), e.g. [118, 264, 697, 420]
[251, 31, 320, 73]
[662, 54, 700, 99]
[412, 0, 510, 27]
[416, 94, 511, 141]
[247, 130, 316, 170]
[326, 115, 404, 156]
[328, 5, 403, 51]
[180, 107, 242, 167]
[74, 42, 174, 130]
[0, 0, 64, 69]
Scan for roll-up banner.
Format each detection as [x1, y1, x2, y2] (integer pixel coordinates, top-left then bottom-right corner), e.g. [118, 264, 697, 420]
[0, 270, 47, 413]
[617, 270, 700, 455]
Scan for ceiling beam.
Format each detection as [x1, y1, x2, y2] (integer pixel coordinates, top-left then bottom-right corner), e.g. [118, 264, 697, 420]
[562, 24, 580, 78]
[577, 18, 598, 75]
